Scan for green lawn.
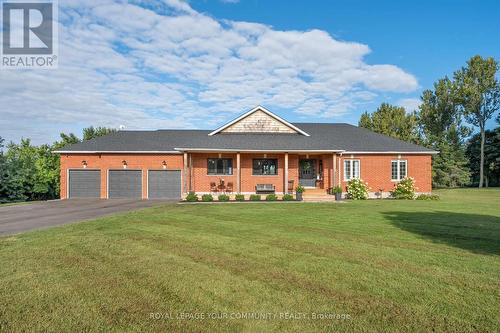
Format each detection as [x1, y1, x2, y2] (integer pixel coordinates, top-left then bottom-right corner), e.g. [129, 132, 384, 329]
[1, 189, 499, 332]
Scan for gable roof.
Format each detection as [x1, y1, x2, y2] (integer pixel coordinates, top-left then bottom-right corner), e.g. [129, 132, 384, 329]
[55, 123, 437, 154]
[208, 106, 310, 136]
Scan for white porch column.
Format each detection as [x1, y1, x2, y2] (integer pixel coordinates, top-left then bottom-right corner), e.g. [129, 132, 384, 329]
[236, 152, 241, 193]
[332, 153, 336, 187]
[189, 153, 193, 192]
[284, 152, 289, 194]
[183, 152, 188, 194]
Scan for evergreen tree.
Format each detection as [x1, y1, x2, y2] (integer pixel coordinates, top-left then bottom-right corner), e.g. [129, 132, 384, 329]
[466, 128, 500, 187]
[418, 77, 471, 187]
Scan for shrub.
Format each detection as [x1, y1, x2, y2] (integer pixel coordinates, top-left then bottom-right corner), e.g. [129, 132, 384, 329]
[218, 194, 230, 202]
[249, 194, 261, 201]
[346, 178, 369, 200]
[235, 194, 245, 201]
[295, 184, 305, 193]
[332, 186, 342, 194]
[282, 194, 294, 201]
[391, 177, 416, 200]
[201, 194, 213, 202]
[416, 193, 440, 201]
[185, 192, 198, 202]
[266, 194, 278, 201]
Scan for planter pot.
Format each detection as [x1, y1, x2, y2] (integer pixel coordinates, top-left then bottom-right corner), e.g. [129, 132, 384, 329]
[296, 192, 303, 201]
[335, 192, 342, 201]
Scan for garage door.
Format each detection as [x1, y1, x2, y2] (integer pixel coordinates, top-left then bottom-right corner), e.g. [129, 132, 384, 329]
[69, 170, 101, 198]
[148, 170, 181, 199]
[108, 170, 142, 198]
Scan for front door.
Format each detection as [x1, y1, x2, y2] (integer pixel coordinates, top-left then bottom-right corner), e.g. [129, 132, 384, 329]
[299, 159, 316, 187]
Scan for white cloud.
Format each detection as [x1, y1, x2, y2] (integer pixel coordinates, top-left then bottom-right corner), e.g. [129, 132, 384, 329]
[0, 0, 419, 144]
[397, 98, 422, 112]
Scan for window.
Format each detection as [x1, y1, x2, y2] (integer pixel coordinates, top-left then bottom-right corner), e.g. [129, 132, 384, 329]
[344, 160, 360, 180]
[207, 158, 233, 175]
[391, 160, 407, 180]
[253, 159, 278, 175]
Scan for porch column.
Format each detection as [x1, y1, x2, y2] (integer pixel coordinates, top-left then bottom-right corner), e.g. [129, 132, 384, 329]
[189, 153, 193, 192]
[236, 152, 241, 193]
[183, 152, 188, 194]
[284, 152, 289, 194]
[332, 153, 336, 187]
[338, 154, 342, 186]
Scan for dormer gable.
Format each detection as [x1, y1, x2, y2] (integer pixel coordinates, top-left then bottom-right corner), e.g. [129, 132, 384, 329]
[208, 106, 309, 136]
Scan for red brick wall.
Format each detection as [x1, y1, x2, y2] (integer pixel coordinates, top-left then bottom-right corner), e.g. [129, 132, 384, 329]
[60, 153, 183, 199]
[59, 152, 432, 199]
[337, 154, 432, 193]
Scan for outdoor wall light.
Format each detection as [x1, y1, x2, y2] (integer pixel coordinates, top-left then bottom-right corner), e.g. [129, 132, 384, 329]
[82, 160, 87, 168]
[162, 161, 167, 169]
[122, 160, 127, 169]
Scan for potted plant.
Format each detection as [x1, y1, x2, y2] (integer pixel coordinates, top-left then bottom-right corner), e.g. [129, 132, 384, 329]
[295, 184, 305, 201]
[332, 186, 342, 201]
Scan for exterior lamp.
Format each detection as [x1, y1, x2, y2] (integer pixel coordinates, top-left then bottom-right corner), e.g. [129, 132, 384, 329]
[162, 161, 167, 169]
[122, 160, 127, 169]
[82, 160, 87, 168]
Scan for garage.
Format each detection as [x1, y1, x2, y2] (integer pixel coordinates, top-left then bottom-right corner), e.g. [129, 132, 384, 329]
[148, 170, 181, 199]
[68, 169, 101, 198]
[108, 170, 142, 199]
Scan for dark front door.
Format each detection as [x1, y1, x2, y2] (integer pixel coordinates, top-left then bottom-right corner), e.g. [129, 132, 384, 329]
[299, 159, 316, 187]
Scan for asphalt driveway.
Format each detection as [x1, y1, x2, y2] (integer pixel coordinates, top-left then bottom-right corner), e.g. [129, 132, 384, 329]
[0, 199, 171, 236]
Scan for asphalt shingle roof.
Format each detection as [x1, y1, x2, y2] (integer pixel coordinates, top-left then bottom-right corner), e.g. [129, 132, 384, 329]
[55, 123, 436, 153]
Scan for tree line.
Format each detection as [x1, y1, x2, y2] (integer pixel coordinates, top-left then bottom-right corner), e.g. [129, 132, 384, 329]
[0, 127, 115, 203]
[359, 55, 500, 188]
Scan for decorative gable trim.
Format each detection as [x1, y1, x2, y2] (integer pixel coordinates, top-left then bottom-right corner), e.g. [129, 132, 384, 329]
[208, 105, 310, 136]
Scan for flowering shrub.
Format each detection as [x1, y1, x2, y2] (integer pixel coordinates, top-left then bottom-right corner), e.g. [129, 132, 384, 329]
[346, 178, 369, 200]
[391, 177, 416, 200]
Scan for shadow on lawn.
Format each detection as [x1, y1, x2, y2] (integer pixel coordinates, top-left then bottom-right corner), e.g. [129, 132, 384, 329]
[384, 211, 500, 255]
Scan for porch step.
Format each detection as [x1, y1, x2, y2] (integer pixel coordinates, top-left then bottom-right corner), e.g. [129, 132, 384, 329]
[302, 197, 337, 202]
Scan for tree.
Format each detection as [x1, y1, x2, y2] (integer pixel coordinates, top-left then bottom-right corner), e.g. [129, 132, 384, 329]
[418, 77, 471, 187]
[454, 55, 500, 187]
[83, 126, 116, 141]
[466, 127, 500, 187]
[358, 103, 419, 143]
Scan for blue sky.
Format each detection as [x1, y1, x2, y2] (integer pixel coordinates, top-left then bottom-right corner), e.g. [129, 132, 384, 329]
[1, 0, 499, 144]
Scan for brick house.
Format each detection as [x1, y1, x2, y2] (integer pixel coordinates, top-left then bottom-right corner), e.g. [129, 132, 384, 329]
[55, 106, 437, 200]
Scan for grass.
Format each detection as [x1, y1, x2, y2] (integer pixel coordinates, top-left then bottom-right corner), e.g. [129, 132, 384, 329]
[0, 189, 499, 332]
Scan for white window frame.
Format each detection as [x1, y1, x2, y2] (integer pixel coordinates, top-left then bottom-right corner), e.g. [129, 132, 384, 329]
[391, 160, 407, 181]
[344, 159, 360, 181]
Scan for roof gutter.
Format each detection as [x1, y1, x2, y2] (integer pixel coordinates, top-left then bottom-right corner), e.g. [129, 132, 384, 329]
[174, 148, 345, 153]
[53, 150, 182, 154]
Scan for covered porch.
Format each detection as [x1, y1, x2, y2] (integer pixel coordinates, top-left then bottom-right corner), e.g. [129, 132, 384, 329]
[181, 151, 342, 197]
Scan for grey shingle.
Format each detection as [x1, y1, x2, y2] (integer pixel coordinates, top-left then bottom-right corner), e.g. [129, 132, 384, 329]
[55, 123, 436, 153]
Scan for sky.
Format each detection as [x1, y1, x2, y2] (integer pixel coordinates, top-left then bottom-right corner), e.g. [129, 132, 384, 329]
[1, 0, 499, 145]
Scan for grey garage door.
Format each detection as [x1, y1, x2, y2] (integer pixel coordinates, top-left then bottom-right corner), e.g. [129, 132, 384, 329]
[69, 170, 101, 198]
[148, 170, 181, 199]
[108, 170, 142, 198]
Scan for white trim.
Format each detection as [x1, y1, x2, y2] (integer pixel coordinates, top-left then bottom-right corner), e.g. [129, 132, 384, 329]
[343, 159, 360, 181]
[54, 150, 181, 154]
[391, 160, 408, 181]
[175, 148, 344, 153]
[208, 105, 310, 136]
[343, 151, 438, 155]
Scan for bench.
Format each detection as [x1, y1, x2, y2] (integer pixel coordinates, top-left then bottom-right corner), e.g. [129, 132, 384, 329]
[255, 184, 275, 194]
